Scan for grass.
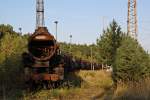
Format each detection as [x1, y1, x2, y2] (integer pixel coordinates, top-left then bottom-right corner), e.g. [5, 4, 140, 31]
[3, 70, 150, 100]
[23, 70, 113, 100]
[113, 78, 150, 100]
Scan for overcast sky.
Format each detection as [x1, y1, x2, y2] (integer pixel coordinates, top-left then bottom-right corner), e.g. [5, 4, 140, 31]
[0, 0, 150, 52]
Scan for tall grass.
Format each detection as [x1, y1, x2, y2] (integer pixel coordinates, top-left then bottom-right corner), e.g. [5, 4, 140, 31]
[113, 78, 150, 100]
[78, 70, 113, 88]
[23, 70, 113, 100]
[2, 68, 150, 100]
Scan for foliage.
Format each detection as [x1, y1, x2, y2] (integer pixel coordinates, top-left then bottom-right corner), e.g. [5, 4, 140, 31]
[59, 42, 99, 63]
[0, 24, 18, 38]
[97, 20, 150, 82]
[114, 36, 150, 82]
[0, 24, 27, 97]
[97, 20, 123, 66]
[114, 78, 150, 100]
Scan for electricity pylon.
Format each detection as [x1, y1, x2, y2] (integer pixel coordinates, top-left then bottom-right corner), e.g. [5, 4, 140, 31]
[127, 0, 138, 39]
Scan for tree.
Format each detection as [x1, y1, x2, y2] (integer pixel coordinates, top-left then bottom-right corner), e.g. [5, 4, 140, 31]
[97, 20, 123, 66]
[0, 29, 27, 93]
[0, 24, 17, 39]
[59, 42, 99, 62]
[114, 36, 150, 82]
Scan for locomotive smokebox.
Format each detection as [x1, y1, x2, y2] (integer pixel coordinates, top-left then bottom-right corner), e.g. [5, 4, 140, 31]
[28, 27, 57, 61]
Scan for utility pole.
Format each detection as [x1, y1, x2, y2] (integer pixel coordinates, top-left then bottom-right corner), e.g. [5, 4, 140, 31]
[36, 0, 44, 29]
[127, 0, 138, 39]
[69, 35, 72, 54]
[19, 27, 22, 35]
[90, 46, 93, 70]
[54, 21, 58, 41]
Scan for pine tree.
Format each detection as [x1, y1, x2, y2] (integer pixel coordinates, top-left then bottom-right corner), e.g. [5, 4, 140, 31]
[97, 20, 123, 66]
[114, 36, 150, 82]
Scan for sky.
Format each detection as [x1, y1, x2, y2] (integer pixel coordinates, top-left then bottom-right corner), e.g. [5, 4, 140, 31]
[0, 0, 150, 52]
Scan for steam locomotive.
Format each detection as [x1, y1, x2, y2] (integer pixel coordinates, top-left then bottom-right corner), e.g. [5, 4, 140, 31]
[22, 27, 65, 89]
[22, 27, 102, 89]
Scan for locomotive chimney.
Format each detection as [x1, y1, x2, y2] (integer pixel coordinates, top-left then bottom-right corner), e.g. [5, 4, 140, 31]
[36, 0, 45, 29]
[28, 0, 58, 61]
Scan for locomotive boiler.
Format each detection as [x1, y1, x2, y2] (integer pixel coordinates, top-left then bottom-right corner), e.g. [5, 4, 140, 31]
[22, 27, 65, 88]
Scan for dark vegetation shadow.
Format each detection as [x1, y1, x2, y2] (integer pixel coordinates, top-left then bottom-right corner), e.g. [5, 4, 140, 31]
[0, 54, 26, 100]
[64, 70, 83, 88]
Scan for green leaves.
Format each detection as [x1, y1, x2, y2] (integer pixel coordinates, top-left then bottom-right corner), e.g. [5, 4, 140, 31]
[114, 36, 150, 81]
[97, 20, 150, 82]
[97, 20, 123, 66]
[0, 24, 28, 92]
[59, 43, 99, 63]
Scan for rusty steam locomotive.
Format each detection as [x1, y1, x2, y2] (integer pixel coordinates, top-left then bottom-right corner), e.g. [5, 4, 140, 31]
[22, 27, 65, 88]
[22, 0, 102, 89]
[22, 0, 67, 88]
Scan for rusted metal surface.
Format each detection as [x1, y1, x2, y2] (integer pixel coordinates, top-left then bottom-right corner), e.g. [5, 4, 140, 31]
[31, 73, 59, 81]
[32, 61, 49, 67]
[28, 27, 58, 61]
[30, 27, 54, 40]
[32, 74, 42, 81]
[49, 74, 59, 81]
[43, 74, 51, 81]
